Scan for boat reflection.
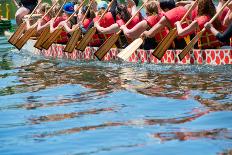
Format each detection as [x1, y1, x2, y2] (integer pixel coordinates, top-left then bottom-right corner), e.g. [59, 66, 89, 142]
[29, 107, 117, 124]
[1, 60, 230, 141]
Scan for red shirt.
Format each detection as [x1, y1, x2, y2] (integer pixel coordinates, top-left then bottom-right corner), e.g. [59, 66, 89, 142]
[164, 6, 187, 27]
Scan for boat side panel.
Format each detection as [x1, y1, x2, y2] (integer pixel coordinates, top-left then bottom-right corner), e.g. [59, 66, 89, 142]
[24, 40, 232, 65]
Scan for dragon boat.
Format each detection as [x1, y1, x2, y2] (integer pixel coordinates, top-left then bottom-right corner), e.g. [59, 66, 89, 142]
[21, 39, 232, 65]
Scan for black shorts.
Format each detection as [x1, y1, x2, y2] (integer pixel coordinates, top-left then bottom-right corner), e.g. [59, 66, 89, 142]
[22, 2, 37, 13]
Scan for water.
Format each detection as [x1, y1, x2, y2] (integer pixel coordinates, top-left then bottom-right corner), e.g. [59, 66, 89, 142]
[0, 36, 232, 155]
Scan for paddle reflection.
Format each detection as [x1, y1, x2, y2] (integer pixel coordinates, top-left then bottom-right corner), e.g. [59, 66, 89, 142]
[34, 110, 207, 138]
[29, 107, 117, 124]
[151, 128, 232, 142]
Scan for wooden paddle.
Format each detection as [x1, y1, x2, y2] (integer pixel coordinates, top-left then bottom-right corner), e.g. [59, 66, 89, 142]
[42, 0, 86, 50]
[117, 37, 144, 60]
[14, 1, 59, 50]
[34, 0, 67, 50]
[178, 0, 231, 61]
[151, 0, 198, 60]
[64, 0, 94, 53]
[8, 1, 42, 45]
[94, 1, 147, 61]
[75, 0, 116, 51]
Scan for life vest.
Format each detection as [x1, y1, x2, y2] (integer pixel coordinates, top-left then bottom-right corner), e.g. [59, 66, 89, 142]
[94, 12, 115, 28]
[43, 15, 51, 23]
[116, 15, 141, 29]
[145, 14, 169, 42]
[93, 12, 115, 43]
[193, 6, 229, 30]
[191, 7, 198, 20]
[53, 16, 69, 44]
[196, 15, 223, 49]
[82, 18, 101, 46]
[164, 6, 187, 28]
[115, 15, 142, 45]
[82, 18, 92, 29]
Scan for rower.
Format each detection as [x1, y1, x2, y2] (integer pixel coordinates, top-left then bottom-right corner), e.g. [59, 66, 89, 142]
[120, 0, 167, 50]
[60, 3, 96, 34]
[175, 0, 224, 49]
[140, 0, 193, 49]
[94, 2, 142, 47]
[204, 0, 232, 48]
[37, 4, 61, 32]
[51, 2, 77, 44]
[13, 0, 42, 25]
[24, 3, 51, 32]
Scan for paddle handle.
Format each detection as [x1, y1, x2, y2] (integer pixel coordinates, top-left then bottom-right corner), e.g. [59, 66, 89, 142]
[125, 1, 147, 26]
[54, 0, 68, 20]
[27, 1, 42, 19]
[209, 0, 231, 24]
[180, 0, 198, 23]
[81, 0, 94, 23]
[67, 0, 86, 21]
[41, 0, 59, 19]
[116, 0, 147, 35]
[97, 0, 116, 22]
[202, 0, 231, 32]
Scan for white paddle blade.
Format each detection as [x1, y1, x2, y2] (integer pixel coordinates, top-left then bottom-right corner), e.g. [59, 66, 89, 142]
[117, 37, 144, 61]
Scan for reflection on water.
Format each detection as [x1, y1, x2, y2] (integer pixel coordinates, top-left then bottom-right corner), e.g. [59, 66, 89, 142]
[0, 36, 232, 155]
[152, 128, 232, 142]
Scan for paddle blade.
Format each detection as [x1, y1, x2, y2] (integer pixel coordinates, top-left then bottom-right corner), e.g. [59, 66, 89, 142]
[94, 34, 119, 61]
[8, 22, 26, 45]
[76, 27, 97, 51]
[64, 28, 81, 53]
[178, 31, 203, 61]
[34, 27, 51, 50]
[14, 27, 37, 50]
[117, 37, 144, 61]
[42, 28, 62, 50]
[152, 28, 177, 60]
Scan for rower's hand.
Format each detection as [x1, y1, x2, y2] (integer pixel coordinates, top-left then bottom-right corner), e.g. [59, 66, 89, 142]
[73, 23, 80, 29]
[94, 22, 100, 28]
[38, 18, 43, 23]
[50, 18, 55, 24]
[174, 21, 181, 27]
[140, 31, 149, 38]
[120, 25, 127, 31]
[204, 22, 212, 29]
[58, 21, 66, 27]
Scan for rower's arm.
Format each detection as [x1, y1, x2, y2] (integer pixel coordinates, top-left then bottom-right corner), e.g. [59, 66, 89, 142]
[120, 20, 148, 39]
[223, 10, 232, 27]
[216, 23, 232, 42]
[50, 19, 56, 33]
[141, 16, 169, 38]
[205, 22, 232, 43]
[59, 21, 75, 33]
[37, 19, 51, 31]
[38, 0, 42, 4]
[95, 22, 120, 34]
[175, 20, 197, 37]
[127, 0, 137, 16]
